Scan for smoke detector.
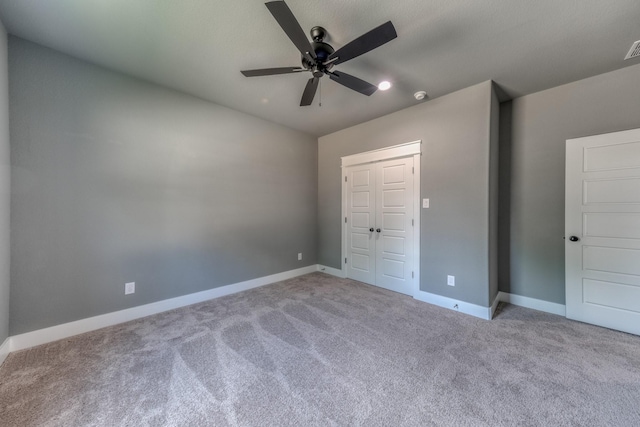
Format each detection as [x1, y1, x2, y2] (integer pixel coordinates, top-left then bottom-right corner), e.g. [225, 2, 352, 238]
[625, 40, 640, 60]
[414, 91, 427, 100]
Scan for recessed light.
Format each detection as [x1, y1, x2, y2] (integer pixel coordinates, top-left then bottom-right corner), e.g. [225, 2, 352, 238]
[378, 81, 392, 91]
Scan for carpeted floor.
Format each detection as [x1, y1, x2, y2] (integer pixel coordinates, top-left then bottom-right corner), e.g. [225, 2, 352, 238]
[1, 272, 639, 426]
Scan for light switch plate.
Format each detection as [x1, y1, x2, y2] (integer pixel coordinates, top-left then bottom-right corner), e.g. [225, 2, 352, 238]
[423, 198, 430, 208]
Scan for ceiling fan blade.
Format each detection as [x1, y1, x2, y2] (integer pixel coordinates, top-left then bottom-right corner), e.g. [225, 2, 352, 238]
[328, 71, 377, 96]
[300, 77, 319, 106]
[327, 21, 397, 65]
[241, 67, 305, 77]
[266, 1, 316, 61]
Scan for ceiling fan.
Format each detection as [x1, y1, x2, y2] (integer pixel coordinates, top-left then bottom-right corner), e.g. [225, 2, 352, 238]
[241, 1, 397, 106]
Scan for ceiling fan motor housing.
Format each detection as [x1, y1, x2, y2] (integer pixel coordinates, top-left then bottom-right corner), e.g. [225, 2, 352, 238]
[302, 41, 334, 76]
[302, 27, 334, 77]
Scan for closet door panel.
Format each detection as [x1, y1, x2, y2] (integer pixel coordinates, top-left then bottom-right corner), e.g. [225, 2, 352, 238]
[375, 157, 414, 295]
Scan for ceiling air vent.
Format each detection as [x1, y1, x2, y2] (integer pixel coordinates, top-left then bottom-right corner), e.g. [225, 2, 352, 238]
[624, 40, 640, 60]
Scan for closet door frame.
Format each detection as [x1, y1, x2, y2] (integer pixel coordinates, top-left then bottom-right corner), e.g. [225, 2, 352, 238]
[341, 141, 422, 296]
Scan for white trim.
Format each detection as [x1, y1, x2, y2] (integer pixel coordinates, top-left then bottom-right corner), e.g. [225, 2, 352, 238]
[9, 265, 318, 352]
[317, 264, 345, 278]
[341, 141, 422, 295]
[566, 127, 640, 146]
[341, 169, 348, 282]
[0, 337, 10, 367]
[498, 291, 566, 316]
[412, 152, 421, 293]
[413, 290, 492, 320]
[341, 141, 422, 167]
[411, 290, 566, 320]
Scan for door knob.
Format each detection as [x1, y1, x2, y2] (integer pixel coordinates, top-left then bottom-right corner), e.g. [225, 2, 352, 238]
[569, 236, 580, 242]
[369, 228, 374, 232]
[376, 228, 381, 233]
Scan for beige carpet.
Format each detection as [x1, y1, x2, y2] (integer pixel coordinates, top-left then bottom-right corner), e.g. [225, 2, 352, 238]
[1, 272, 639, 426]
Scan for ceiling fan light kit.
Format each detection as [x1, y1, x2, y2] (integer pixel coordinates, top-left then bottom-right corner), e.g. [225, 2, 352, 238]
[241, 1, 397, 106]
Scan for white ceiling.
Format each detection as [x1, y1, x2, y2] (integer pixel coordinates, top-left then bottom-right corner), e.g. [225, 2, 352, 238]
[0, 0, 639, 137]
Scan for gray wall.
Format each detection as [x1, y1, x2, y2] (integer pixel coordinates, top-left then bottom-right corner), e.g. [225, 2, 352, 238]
[319, 81, 495, 307]
[497, 101, 512, 298]
[9, 37, 317, 335]
[0, 20, 9, 344]
[503, 62, 640, 304]
[488, 85, 500, 304]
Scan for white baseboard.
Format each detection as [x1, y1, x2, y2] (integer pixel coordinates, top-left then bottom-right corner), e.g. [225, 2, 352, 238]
[498, 291, 566, 316]
[0, 337, 10, 367]
[9, 265, 318, 353]
[411, 290, 566, 320]
[413, 290, 492, 320]
[317, 264, 345, 278]
[3, 269, 566, 357]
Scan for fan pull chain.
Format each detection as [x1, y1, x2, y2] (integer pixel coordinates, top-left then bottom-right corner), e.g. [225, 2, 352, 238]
[319, 78, 322, 107]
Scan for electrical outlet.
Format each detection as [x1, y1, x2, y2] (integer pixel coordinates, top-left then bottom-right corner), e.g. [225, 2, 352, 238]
[298, 252, 303, 261]
[125, 282, 135, 295]
[447, 275, 455, 286]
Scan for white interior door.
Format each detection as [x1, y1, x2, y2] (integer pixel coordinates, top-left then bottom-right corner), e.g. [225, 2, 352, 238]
[376, 157, 414, 295]
[346, 164, 376, 285]
[345, 157, 415, 295]
[566, 128, 640, 336]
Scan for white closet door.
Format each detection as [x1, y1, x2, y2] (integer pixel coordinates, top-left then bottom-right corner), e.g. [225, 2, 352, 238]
[375, 157, 414, 295]
[345, 164, 376, 285]
[345, 157, 415, 295]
